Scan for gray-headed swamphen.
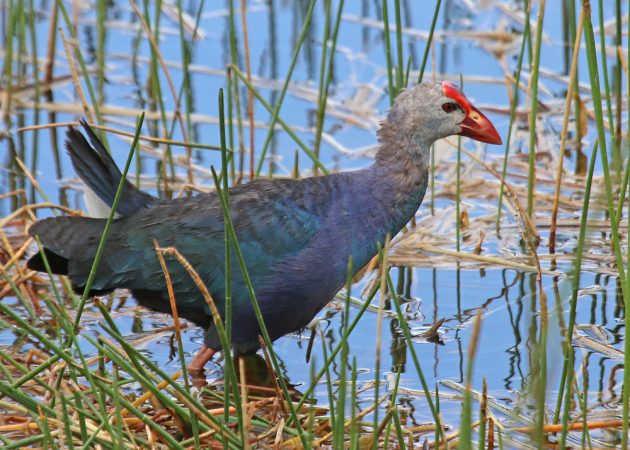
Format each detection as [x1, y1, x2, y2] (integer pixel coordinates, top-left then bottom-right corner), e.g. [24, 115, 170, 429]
[27, 82, 502, 371]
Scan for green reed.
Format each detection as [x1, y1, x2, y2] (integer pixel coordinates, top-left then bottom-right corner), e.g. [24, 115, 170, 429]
[27, 0, 41, 204]
[145, 0, 177, 192]
[313, 0, 332, 173]
[96, 0, 106, 104]
[556, 147, 594, 449]
[56, 0, 105, 131]
[597, 0, 619, 172]
[382, 0, 395, 106]
[4, 0, 630, 447]
[456, 75, 462, 252]
[554, 3, 629, 450]
[371, 241, 388, 450]
[219, 85, 234, 450]
[312, 0, 344, 174]
[582, 1, 626, 290]
[253, 0, 317, 177]
[387, 275, 441, 432]
[526, 0, 545, 219]
[166, 0, 206, 180]
[393, 0, 404, 91]
[624, 2, 630, 445]
[231, 66, 329, 174]
[2, 0, 16, 122]
[417, 0, 441, 83]
[72, 115, 144, 330]
[460, 312, 482, 450]
[333, 259, 353, 448]
[210, 164, 310, 448]
[227, 0, 245, 181]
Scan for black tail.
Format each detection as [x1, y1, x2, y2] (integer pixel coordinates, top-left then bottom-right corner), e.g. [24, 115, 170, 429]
[27, 216, 122, 295]
[27, 216, 105, 273]
[66, 120, 157, 216]
[27, 247, 69, 274]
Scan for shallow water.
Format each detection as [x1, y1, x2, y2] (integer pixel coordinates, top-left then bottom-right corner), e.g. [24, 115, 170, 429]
[1, 265, 624, 445]
[1, 0, 627, 447]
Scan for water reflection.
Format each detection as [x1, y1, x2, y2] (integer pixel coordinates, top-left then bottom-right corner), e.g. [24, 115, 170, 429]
[275, 267, 622, 430]
[0, 1, 625, 444]
[0, 226, 625, 443]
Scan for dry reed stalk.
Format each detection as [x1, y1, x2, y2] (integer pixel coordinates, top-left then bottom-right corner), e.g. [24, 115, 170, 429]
[248, 415, 284, 445]
[121, 399, 268, 424]
[258, 335, 288, 416]
[0, 189, 26, 201]
[538, 279, 548, 327]
[0, 204, 79, 229]
[239, 356, 251, 450]
[0, 422, 41, 432]
[129, 142, 216, 177]
[0, 63, 10, 121]
[154, 240, 184, 338]
[437, 411, 452, 450]
[0, 272, 38, 299]
[49, 416, 118, 445]
[0, 235, 39, 311]
[428, 420, 481, 449]
[480, 377, 488, 436]
[59, 28, 92, 123]
[153, 246, 223, 335]
[398, 244, 562, 277]
[16, 100, 279, 130]
[1, 236, 34, 274]
[0, 73, 96, 99]
[99, 335, 232, 439]
[617, 46, 628, 77]
[549, 8, 585, 251]
[514, 419, 625, 433]
[487, 417, 495, 449]
[466, 312, 482, 386]
[453, 146, 546, 281]
[273, 417, 285, 446]
[43, 1, 58, 87]
[0, 232, 39, 312]
[118, 371, 182, 418]
[155, 239, 231, 437]
[310, 393, 390, 446]
[405, 424, 438, 433]
[373, 234, 390, 443]
[458, 146, 539, 242]
[12, 158, 59, 240]
[17, 121, 218, 150]
[234, 383, 282, 397]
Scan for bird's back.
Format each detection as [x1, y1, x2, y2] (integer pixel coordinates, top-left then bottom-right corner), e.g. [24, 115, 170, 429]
[29, 169, 388, 337]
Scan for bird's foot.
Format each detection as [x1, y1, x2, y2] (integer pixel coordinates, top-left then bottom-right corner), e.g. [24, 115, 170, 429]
[187, 345, 217, 374]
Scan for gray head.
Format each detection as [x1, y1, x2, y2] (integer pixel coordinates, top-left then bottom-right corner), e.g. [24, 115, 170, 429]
[377, 82, 501, 163]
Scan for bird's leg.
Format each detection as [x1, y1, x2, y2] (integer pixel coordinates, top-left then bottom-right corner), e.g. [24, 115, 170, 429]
[187, 345, 217, 373]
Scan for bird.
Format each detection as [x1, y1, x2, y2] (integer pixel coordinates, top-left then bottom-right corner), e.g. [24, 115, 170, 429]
[27, 81, 501, 371]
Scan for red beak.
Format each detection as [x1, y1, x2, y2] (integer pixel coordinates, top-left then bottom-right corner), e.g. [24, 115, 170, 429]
[459, 105, 502, 145]
[442, 81, 502, 145]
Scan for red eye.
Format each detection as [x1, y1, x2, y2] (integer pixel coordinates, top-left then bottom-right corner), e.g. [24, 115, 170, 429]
[442, 102, 458, 113]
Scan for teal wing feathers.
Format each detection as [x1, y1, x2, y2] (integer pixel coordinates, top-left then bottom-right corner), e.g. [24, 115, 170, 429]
[117, 178, 328, 310]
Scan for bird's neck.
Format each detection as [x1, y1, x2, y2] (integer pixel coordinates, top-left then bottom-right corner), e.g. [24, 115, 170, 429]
[365, 129, 430, 235]
[375, 117, 432, 168]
